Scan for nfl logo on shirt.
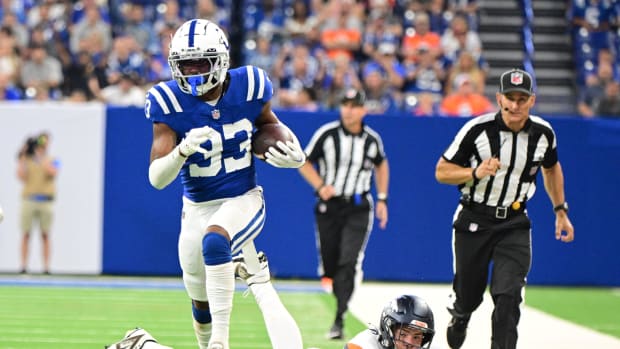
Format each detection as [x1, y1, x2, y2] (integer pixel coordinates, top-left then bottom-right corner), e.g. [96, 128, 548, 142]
[211, 109, 220, 119]
[510, 72, 523, 85]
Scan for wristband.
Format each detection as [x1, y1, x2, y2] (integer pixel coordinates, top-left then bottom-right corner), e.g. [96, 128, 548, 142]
[315, 183, 325, 195]
[553, 202, 569, 213]
[472, 167, 479, 183]
[377, 192, 387, 203]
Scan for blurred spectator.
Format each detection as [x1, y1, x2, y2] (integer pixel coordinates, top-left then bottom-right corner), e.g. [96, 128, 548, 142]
[274, 43, 324, 108]
[0, 74, 22, 100]
[444, 50, 485, 95]
[427, 0, 451, 34]
[0, 26, 21, 86]
[120, 2, 158, 54]
[362, 65, 402, 114]
[441, 12, 482, 66]
[577, 60, 615, 117]
[362, 4, 403, 61]
[319, 54, 362, 109]
[1, 12, 29, 49]
[0, 0, 30, 24]
[440, 73, 493, 117]
[61, 50, 105, 100]
[569, 0, 611, 57]
[70, 4, 112, 55]
[20, 43, 63, 100]
[401, 11, 442, 59]
[402, 44, 445, 99]
[153, 0, 183, 37]
[410, 91, 441, 116]
[447, 0, 479, 30]
[595, 80, 620, 117]
[320, 0, 363, 61]
[284, 0, 319, 42]
[146, 26, 174, 84]
[364, 42, 406, 90]
[195, 0, 230, 32]
[282, 86, 320, 111]
[106, 36, 148, 86]
[89, 72, 145, 106]
[246, 34, 278, 74]
[70, 0, 110, 25]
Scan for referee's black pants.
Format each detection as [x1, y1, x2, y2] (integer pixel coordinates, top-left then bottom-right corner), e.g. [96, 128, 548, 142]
[315, 196, 372, 325]
[451, 206, 532, 349]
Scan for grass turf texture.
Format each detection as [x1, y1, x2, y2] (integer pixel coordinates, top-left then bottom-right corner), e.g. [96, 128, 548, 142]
[0, 285, 366, 349]
[524, 286, 620, 339]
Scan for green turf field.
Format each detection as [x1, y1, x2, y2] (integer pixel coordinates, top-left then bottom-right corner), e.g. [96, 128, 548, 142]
[0, 283, 365, 349]
[525, 286, 620, 339]
[0, 280, 618, 349]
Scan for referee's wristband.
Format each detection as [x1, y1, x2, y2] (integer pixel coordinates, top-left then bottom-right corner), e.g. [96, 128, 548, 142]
[377, 193, 388, 204]
[315, 183, 326, 195]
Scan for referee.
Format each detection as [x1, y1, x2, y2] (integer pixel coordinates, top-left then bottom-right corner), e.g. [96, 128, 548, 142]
[298, 88, 389, 340]
[435, 68, 574, 349]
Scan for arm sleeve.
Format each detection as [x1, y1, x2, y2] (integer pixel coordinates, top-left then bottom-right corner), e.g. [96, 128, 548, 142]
[148, 145, 186, 190]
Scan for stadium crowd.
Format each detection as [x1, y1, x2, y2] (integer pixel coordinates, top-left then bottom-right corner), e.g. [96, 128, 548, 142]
[1, 0, 619, 118]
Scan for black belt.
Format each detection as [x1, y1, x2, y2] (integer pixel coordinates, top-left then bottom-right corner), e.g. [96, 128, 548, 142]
[463, 201, 526, 219]
[332, 193, 368, 204]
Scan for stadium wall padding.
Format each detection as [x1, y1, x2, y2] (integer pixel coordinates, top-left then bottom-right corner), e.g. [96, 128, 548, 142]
[102, 108, 620, 286]
[0, 103, 105, 274]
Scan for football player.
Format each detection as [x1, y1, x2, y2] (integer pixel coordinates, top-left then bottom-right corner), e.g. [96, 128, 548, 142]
[145, 19, 305, 349]
[345, 294, 435, 349]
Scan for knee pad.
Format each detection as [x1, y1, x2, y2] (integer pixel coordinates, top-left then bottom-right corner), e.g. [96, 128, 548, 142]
[192, 302, 212, 324]
[202, 233, 232, 266]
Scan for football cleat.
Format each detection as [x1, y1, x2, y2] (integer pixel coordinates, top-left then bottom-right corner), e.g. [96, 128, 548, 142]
[232, 251, 270, 286]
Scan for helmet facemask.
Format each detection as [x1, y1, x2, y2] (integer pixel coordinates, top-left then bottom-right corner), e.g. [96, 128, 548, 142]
[378, 295, 435, 349]
[168, 19, 230, 96]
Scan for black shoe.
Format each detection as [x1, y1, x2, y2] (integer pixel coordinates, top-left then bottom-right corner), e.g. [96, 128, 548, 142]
[327, 323, 343, 340]
[447, 311, 470, 348]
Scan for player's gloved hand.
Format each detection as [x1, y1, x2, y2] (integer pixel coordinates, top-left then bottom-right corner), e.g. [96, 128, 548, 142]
[265, 140, 306, 168]
[178, 126, 213, 157]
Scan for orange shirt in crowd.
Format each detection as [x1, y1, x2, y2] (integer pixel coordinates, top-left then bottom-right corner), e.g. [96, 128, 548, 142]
[440, 93, 493, 117]
[321, 28, 362, 60]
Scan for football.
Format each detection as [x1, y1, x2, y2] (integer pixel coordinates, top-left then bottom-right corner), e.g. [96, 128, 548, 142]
[251, 123, 294, 160]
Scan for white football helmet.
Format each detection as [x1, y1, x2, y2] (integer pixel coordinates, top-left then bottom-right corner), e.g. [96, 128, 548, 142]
[168, 19, 230, 96]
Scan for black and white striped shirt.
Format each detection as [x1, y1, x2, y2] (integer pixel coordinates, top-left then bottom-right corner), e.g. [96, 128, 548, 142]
[442, 112, 558, 207]
[304, 121, 386, 197]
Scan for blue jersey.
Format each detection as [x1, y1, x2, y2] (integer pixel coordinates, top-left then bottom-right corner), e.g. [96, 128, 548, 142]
[145, 66, 274, 202]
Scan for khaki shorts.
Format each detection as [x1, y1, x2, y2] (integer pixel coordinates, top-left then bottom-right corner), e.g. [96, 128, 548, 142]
[20, 199, 54, 233]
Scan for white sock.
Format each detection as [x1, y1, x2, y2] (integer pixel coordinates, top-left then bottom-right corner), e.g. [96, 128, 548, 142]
[193, 320, 212, 349]
[249, 282, 303, 349]
[205, 262, 234, 349]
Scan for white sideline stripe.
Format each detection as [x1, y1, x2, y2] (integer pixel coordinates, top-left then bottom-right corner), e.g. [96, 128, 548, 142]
[348, 282, 620, 349]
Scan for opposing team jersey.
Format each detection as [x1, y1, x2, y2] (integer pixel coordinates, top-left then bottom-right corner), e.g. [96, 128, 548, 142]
[345, 329, 383, 349]
[145, 65, 273, 202]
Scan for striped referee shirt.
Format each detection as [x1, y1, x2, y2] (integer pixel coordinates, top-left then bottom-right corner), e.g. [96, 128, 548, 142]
[304, 121, 386, 197]
[442, 112, 558, 207]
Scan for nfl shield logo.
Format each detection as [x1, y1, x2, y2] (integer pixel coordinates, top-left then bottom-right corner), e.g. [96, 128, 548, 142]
[510, 72, 523, 85]
[211, 109, 220, 119]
